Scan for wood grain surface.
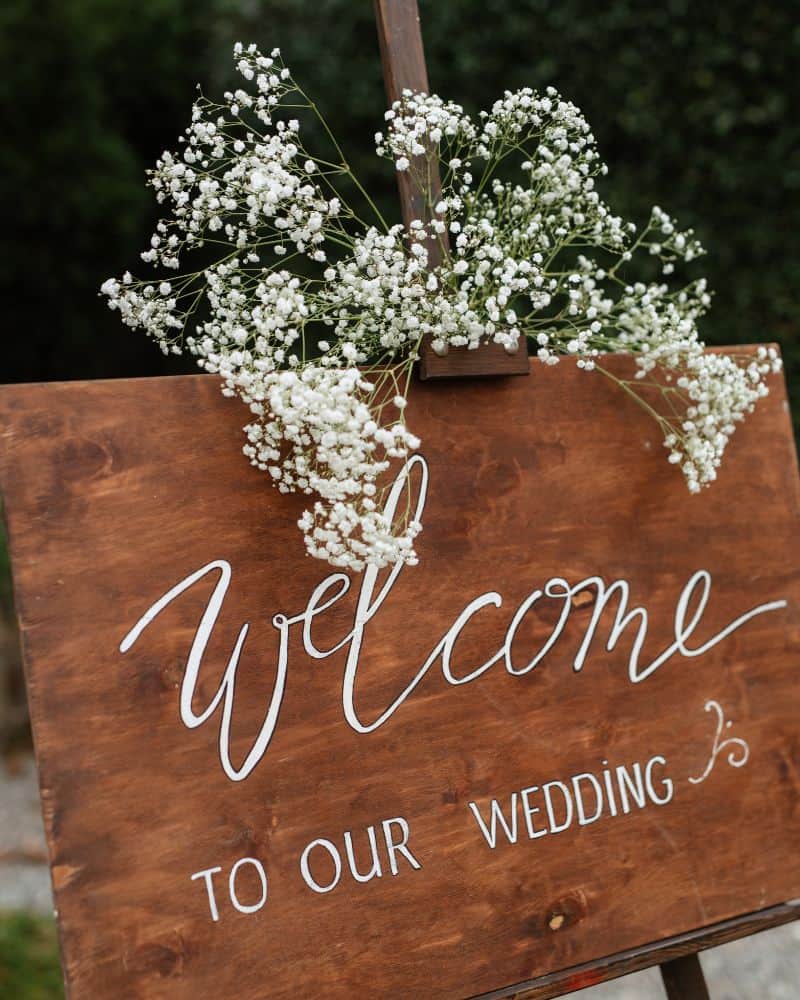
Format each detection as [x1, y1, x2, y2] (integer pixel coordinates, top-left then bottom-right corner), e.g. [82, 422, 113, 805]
[1, 351, 799, 998]
[417, 339, 531, 381]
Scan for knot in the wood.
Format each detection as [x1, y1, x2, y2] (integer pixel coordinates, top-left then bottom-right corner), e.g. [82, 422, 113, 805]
[159, 659, 184, 690]
[571, 589, 596, 609]
[544, 889, 589, 934]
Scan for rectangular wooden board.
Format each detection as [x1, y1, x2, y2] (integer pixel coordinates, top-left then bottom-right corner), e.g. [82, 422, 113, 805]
[1, 351, 799, 999]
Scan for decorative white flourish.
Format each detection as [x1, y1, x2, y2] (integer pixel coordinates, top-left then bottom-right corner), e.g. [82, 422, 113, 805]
[688, 699, 750, 785]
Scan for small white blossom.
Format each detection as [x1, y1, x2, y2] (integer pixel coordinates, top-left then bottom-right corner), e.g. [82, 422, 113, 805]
[101, 43, 777, 571]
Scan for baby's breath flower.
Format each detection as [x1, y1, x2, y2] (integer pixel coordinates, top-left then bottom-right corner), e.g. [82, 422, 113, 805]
[101, 43, 777, 571]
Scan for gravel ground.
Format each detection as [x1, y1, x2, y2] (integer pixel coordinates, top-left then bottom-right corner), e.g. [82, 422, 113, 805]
[0, 755, 52, 916]
[1, 756, 797, 997]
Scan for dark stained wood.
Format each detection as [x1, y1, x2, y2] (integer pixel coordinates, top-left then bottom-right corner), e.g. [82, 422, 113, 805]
[373, 0, 529, 380]
[418, 340, 531, 380]
[476, 901, 800, 999]
[659, 953, 710, 1000]
[1, 349, 799, 998]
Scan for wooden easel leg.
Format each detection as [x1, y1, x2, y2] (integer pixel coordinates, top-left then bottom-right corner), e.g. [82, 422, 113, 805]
[659, 954, 710, 1000]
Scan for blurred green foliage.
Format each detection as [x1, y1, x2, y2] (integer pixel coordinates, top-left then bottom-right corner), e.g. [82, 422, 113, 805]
[1, 0, 797, 411]
[0, 0, 217, 381]
[0, 914, 63, 999]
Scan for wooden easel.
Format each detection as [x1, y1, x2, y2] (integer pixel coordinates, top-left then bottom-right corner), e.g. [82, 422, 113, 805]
[374, 0, 529, 382]
[372, 2, 798, 997]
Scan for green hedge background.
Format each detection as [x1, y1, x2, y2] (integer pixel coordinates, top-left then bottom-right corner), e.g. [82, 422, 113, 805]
[2, 0, 798, 417]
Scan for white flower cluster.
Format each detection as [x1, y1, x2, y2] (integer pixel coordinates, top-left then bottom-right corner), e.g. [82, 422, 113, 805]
[478, 86, 593, 153]
[141, 45, 337, 273]
[663, 345, 781, 492]
[242, 366, 420, 569]
[613, 281, 781, 490]
[102, 43, 780, 572]
[376, 90, 475, 172]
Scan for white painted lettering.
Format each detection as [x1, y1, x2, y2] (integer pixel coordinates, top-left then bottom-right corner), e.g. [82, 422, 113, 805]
[228, 857, 268, 914]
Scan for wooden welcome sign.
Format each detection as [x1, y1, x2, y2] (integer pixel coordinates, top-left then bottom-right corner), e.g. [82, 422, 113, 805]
[1, 352, 800, 998]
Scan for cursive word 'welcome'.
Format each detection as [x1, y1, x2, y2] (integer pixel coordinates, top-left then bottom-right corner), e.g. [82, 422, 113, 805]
[119, 457, 787, 781]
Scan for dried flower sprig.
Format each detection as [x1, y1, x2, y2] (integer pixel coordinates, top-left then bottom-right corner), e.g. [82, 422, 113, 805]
[102, 43, 781, 571]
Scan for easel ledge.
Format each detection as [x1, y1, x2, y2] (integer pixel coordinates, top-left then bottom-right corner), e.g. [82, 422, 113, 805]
[476, 901, 800, 1000]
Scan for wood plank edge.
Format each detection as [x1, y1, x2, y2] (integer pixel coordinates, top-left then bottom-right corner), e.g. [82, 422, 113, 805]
[470, 900, 800, 1000]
